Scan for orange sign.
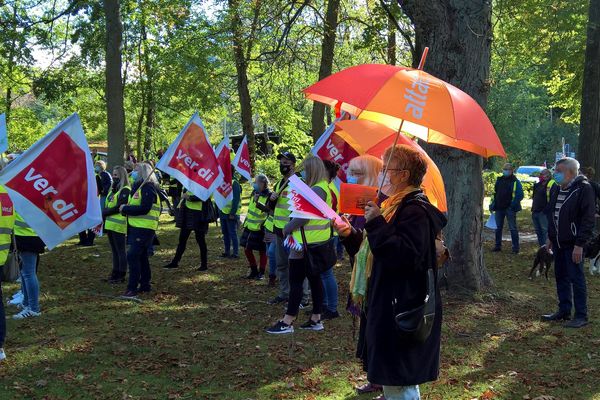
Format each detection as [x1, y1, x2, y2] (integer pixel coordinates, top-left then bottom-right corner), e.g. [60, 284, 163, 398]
[339, 183, 378, 215]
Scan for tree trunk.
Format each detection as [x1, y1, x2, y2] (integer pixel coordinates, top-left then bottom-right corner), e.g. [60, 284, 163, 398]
[104, 0, 126, 168]
[400, 0, 494, 292]
[578, 0, 600, 174]
[229, 0, 256, 169]
[387, 16, 396, 65]
[141, 18, 155, 160]
[310, 0, 341, 141]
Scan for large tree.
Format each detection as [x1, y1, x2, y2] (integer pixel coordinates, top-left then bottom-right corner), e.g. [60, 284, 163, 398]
[578, 0, 600, 174]
[400, 0, 494, 291]
[104, 0, 126, 167]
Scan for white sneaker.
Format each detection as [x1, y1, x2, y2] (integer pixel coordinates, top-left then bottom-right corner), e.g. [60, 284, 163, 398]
[0, 348, 5, 361]
[12, 308, 41, 320]
[8, 292, 23, 306]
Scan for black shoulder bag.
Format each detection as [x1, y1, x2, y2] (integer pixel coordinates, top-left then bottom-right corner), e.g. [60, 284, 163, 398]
[392, 200, 439, 343]
[300, 225, 337, 275]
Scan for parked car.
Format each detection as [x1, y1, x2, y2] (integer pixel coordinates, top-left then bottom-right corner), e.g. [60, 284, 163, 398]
[516, 165, 544, 183]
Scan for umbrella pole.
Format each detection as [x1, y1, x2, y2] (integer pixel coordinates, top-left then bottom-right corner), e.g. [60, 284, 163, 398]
[378, 119, 406, 195]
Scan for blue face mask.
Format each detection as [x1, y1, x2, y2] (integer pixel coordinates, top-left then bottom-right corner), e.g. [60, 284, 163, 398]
[252, 183, 260, 192]
[502, 169, 511, 177]
[131, 171, 139, 181]
[553, 172, 565, 185]
[300, 171, 306, 179]
[346, 175, 359, 184]
[95, 166, 101, 173]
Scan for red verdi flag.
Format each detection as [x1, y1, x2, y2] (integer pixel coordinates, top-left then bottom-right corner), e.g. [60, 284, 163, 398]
[311, 118, 360, 182]
[213, 133, 233, 210]
[156, 113, 223, 201]
[0, 113, 102, 249]
[232, 135, 251, 181]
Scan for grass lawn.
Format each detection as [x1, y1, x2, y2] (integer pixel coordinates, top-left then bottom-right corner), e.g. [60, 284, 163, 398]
[0, 206, 599, 400]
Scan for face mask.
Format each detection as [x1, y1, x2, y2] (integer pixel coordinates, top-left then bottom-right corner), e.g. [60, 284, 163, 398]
[279, 164, 291, 176]
[377, 172, 393, 196]
[95, 166, 101, 173]
[346, 175, 359, 184]
[300, 170, 306, 179]
[553, 172, 565, 185]
[131, 171, 139, 181]
[112, 178, 120, 186]
[539, 175, 548, 182]
[252, 183, 260, 192]
[502, 169, 511, 177]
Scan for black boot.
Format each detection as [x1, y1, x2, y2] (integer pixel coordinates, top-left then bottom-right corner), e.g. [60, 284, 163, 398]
[163, 261, 179, 270]
[246, 266, 259, 279]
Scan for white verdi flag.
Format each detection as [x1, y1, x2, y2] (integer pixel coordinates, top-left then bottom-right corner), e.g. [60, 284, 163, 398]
[0, 113, 102, 249]
[213, 133, 233, 210]
[156, 113, 223, 201]
[0, 113, 7, 154]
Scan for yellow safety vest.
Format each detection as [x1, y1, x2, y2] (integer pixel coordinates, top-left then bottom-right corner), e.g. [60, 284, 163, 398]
[546, 179, 556, 202]
[104, 186, 131, 234]
[127, 187, 161, 231]
[273, 179, 291, 229]
[244, 193, 269, 232]
[184, 191, 203, 211]
[0, 186, 15, 264]
[15, 213, 36, 237]
[292, 180, 333, 245]
[328, 181, 340, 213]
[264, 214, 274, 233]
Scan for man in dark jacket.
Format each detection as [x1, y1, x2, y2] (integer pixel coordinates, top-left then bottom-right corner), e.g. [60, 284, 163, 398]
[531, 169, 556, 246]
[542, 158, 595, 328]
[490, 163, 524, 253]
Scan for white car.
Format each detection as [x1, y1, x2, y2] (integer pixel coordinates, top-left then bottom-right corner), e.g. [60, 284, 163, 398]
[516, 166, 544, 183]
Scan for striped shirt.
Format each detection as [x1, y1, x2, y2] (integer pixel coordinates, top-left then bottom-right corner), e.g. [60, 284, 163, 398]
[554, 189, 569, 225]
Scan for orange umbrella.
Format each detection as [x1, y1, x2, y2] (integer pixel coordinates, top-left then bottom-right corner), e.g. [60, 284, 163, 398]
[304, 63, 505, 158]
[333, 119, 447, 212]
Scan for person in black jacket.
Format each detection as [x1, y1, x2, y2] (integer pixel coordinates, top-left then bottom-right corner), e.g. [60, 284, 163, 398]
[162, 189, 215, 271]
[95, 160, 113, 206]
[542, 158, 595, 328]
[332, 145, 447, 399]
[490, 163, 524, 253]
[531, 169, 556, 246]
[119, 163, 160, 298]
[102, 166, 131, 283]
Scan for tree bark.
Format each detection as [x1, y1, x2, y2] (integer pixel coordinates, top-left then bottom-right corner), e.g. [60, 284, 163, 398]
[141, 17, 155, 160]
[229, 0, 256, 169]
[400, 0, 494, 292]
[310, 0, 341, 141]
[578, 0, 600, 174]
[387, 16, 396, 65]
[104, 0, 126, 168]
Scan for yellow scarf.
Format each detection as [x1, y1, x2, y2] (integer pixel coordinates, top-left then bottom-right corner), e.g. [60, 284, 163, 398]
[349, 186, 420, 306]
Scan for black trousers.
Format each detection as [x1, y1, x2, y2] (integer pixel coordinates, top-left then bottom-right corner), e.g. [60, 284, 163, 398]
[107, 231, 127, 278]
[78, 230, 96, 245]
[172, 228, 207, 268]
[286, 258, 323, 317]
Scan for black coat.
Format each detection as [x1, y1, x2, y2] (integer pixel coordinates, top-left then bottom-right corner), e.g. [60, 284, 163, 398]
[547, 176, 596, 249]
[342, 191, 447, 386]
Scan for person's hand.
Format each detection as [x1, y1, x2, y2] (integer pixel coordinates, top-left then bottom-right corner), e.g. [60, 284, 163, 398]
[119, 204, 126, 214]
[269, 192, 279, 201]
[572, 245, 584, 264]
[182, 192, 190, 200]
[332, 215, 352, 238]
[364, 201, 381, 223]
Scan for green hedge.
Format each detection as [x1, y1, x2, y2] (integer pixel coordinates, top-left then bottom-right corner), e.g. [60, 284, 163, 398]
[482, 171, 534, 199]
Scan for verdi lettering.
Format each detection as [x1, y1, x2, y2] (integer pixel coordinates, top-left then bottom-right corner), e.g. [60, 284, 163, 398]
[24, 167, 79, 221]
[175, 149, 215, 182]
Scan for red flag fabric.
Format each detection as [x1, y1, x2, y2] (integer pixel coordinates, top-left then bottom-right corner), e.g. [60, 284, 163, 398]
[232, 135, 252, 181]
[156, 113, 223, 201]
[213, 133, 233, 210]
[0, 113, 102, 249]
[311, 123, 361, 182]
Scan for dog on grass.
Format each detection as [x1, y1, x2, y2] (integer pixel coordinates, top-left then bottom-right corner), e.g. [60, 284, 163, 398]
[529, 245, 553, 280]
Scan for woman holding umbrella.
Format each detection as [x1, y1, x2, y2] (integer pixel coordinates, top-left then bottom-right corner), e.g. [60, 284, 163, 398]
[334, 144, 446, 400]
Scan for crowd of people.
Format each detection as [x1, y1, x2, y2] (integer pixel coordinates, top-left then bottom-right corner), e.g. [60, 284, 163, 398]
[2, 141, 598, 399]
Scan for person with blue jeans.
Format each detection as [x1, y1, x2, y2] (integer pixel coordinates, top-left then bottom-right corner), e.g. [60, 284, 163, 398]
[543, 157, 595, 329]
[13, 214, 45, 319]
[490, 163, 524, 254]
[220, 172, 241, 258]
[531, 169, 555, 246]
[320, 267, 339, 320]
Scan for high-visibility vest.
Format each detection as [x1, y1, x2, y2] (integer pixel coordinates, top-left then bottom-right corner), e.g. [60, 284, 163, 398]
[292, 180, 333, 245]
[221, 179, 241, 215]
[244, 193, 269, 232]
[264, 214, 274, 232]
[328, 181, 340, 213]
[104, 186, 131, 234]
[273, 179, 291, 229]
[127, 187, 161, 231]
[185, 198, 203, 211]
[14, 213, 36, 237]
[0, 186, 15, 264]
[546, 179, 556, 201]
